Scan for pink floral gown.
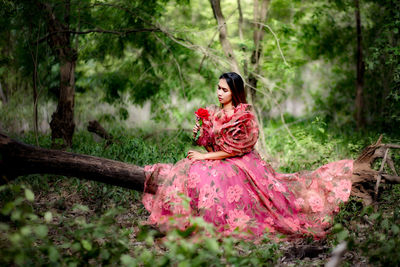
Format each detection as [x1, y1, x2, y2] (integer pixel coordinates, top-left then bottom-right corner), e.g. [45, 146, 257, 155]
[142, 103, 353, 240]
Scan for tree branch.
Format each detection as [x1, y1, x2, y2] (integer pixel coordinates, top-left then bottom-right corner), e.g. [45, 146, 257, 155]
[252, 21, 290, 67]
[37, 28, 161, 43]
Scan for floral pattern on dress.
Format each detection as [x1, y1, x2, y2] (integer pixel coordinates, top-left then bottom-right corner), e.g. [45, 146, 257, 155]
[227, 185, 243, 203]
[142, 103, 353, 240]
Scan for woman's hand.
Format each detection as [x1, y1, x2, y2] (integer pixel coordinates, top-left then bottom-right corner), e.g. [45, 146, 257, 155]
[187, 150, 206, 160]
[192, 121, 200, 138]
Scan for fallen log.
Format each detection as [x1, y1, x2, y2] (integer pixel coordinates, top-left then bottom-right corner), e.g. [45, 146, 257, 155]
[0, 132, 156, 194]
[1, 132, 399, 202]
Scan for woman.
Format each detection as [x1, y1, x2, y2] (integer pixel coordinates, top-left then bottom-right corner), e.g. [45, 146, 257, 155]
[142, 72, 353, 240]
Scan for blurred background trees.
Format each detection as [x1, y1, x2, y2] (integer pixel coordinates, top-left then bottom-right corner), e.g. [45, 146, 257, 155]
[1, 1, 399, 265]
[0, 0, 399, 146]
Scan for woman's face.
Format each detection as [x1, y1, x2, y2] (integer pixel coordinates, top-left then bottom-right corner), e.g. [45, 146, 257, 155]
[217, 79, 232, 106]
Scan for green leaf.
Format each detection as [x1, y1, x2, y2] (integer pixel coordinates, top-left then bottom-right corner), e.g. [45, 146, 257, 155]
[71, 242, 81, 252]
[81, 239, 92, 251]
[178, 261, 191, 267]
[20, 226, 31, 236]
[120, 254, 136, 266]
[205, 238, 220, 254]
[44, 211, 53, 223]
[72, 204, 90, 212]
[336, 229, 349, 242]
[11, 209, 22, 221]
[24, 188, 34, 201]
[60, 242, 71, 249]
[10, 232, 22, 244]
[100, 248, 110, 260]
[48, 246, 60, 262]
[34, 225, 48, 238]
[0, 222, 10, 231]
[176, 225, 196, 238]
[392, 224, 400, 235]
[1, 202, 14, 215]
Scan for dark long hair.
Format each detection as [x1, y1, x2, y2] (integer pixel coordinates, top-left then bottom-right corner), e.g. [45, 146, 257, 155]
[219, 72, 247, 107]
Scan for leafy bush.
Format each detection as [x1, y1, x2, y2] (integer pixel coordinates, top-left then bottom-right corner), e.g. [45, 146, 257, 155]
[0, 184, 132, 266]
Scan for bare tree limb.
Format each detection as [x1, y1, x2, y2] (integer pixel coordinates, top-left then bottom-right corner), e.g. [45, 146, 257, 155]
[252, 21, 290, 67]
[87, 120, 113, 144]
[37, 28, 161, 43]
[380, 144, 400, 149]
[375, 148, 389, 197]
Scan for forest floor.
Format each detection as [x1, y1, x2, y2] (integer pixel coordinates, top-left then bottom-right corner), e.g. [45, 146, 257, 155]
[31, 180, 393, 266]
[13, 176, 398, 266]
[1, 128, 400, 266]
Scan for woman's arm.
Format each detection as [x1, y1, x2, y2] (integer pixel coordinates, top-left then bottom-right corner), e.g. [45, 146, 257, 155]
[187, 150, 236, 160]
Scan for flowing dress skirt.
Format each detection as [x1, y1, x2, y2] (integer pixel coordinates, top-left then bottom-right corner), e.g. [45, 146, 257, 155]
[142, 150, 353, 240]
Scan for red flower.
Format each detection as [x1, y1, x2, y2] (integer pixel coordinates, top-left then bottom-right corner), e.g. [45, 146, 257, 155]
[195, 108, 210, 120]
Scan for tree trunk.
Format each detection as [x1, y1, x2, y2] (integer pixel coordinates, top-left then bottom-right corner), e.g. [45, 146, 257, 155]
[354, 0, 365, 128]
[0, 81, 7, 104]
[49, 59, 76, 148]
[209, 0, 241, 74]
[237, 0, 244, 41]
[0, 132, 156, 194]
[39, 1, 77, 148]
[248, 0, 269, 101]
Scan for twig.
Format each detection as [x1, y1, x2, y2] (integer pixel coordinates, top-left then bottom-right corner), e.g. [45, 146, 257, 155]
[325, 242, 347, 267]
[375, 148, 389, 198]
[252, 21, 290, 67]
[380, 144, 400, 149]
[386, 154, 398, 176]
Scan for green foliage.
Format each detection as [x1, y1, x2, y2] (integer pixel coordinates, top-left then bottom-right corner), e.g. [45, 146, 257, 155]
[331, 185, 400, 266]
[0, 184, 133, 266]
[122, 217, 281, 267]
[263, 115, 372, 173]
[295, 0, 400, 130]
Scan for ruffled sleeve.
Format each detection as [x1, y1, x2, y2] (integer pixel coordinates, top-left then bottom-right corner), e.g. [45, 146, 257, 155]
[215, 104, 259, 155]
[196, 105, 218, 147]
